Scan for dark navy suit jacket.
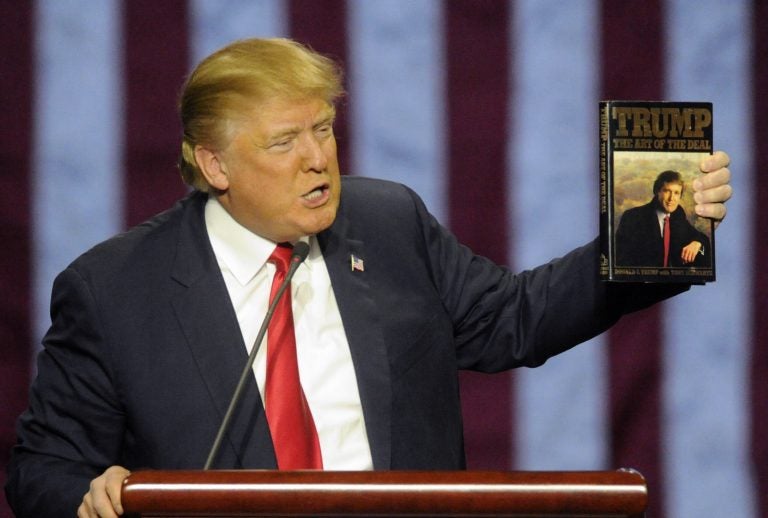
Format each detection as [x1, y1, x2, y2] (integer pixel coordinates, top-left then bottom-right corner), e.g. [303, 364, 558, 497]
[615, 199, 710, 267]
[6, 177, 683, 517]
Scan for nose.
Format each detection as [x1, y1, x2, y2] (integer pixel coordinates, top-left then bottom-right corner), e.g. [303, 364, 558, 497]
[299, 133, 328, 173]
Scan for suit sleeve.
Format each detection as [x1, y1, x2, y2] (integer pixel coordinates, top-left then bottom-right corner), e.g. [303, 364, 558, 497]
[5, 266, 126, 518]
[615, 207, 648, 266]
[684, 220, 711, 266]
[406, 187, 686, 371]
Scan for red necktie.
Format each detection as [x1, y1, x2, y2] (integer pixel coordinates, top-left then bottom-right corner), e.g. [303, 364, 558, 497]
[663, 215, 671, 267]
[265, 243, 323, 469]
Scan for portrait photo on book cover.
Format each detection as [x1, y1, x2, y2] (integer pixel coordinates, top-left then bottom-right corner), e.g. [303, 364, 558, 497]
[613, 151, 712, 269]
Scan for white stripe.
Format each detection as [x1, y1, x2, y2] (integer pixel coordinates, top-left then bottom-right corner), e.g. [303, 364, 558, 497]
[347, 0, 446, 221]
[509, 0, 607, 470]
[32, 1, 123, 350]
[663, 1, 756, 516]
[189, 0, 288, 64]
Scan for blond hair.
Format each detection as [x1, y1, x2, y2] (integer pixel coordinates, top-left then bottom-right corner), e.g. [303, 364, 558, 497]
[178, 38, 344, 191]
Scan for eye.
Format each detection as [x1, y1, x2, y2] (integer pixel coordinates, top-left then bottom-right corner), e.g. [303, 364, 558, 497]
[267, 138, 294, 152]
[314, 122, 334, 138]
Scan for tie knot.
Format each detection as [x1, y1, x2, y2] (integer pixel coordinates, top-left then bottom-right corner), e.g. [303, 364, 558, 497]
[269, 243, 294, 273]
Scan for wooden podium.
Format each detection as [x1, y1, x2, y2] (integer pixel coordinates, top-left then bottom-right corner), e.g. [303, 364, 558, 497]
[122, 469, 647, 517]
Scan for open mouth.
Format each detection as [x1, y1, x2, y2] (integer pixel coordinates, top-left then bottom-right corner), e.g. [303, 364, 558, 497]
[301, 184, 330, 205]
[303, 186, 326, 200]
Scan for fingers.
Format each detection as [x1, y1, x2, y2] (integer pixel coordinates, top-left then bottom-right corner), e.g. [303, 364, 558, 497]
[693, 166, 732, 193]
[693, 151, 732, 223]
[78, 465, 130, 518]
[695, 202, 727, 221]
[680, 242, 701, 264]
[694, 183, 733, 205]
[77, 494, 93, 518]
[79, 488, 110, 518]
[106, 466, 130, 514]
[693, 175, 730, 220]
[700, 150, 730, 173]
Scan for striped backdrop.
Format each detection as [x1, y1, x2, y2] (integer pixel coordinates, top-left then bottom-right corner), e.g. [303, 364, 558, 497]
[1, 1, 766, 517]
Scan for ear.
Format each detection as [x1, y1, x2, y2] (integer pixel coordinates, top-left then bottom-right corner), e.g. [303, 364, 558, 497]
[194, 145, 230, 191]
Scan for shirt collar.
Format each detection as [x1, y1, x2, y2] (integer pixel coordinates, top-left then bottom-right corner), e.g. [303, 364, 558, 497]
[204, 195, 312, 286]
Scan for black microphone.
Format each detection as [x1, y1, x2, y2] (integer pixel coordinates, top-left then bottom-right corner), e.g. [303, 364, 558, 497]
[204, 241, 311, 470]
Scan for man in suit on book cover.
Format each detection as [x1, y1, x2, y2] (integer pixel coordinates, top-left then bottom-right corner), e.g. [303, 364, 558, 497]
[616, 170, 711, 268]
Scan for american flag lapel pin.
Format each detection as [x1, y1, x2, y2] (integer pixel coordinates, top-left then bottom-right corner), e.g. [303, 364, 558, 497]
[350, 254, 365, 272]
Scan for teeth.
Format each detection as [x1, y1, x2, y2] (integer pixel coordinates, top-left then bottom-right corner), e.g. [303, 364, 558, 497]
[304, 188, 323, 200]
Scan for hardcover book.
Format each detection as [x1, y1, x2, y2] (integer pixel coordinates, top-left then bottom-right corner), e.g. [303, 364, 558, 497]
[599, 101, 715, 283]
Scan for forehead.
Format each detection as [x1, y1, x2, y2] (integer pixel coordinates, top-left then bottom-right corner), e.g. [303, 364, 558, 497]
[659, 181, 682, 192]
[248, 97, 335, 125]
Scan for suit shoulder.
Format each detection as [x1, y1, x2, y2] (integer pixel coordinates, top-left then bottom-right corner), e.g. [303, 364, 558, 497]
[335, 176, 437, 241]
[342, 175, 430, 208]
[670, 205, 690, 221]
[340, 176, 427, 217]
[619, 200, 655, 222]
[68, 192, 202, 278]
[341, 176, 417, 200]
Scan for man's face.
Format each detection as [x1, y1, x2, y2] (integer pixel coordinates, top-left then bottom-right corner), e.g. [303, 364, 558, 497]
[214, 97, 341, 243]
[656, 181, 682, 214]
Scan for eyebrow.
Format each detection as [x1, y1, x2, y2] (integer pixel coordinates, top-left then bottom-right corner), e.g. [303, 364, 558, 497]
[265, 109, 337, 142]
[266, 127, 300, 143]
[313, 114, 335, 128]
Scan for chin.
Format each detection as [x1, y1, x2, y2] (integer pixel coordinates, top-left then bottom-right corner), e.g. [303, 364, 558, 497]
[306, 218, 335, 236]
[295, 211, 337, 238]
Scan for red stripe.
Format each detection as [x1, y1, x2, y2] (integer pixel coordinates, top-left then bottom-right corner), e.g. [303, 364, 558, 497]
[288, 0, 351, 175]
[445, 0, 514, 470]
[751, 0, 768, 515]
[0, 3, 33, 516]
[600, 2, 666, 517]
[123, 1, 189, 227]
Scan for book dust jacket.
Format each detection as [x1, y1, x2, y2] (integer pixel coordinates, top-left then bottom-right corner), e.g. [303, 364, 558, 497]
[600, 101, 715, 283]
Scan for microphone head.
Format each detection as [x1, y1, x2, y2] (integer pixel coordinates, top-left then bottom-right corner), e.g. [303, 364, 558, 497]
[291, 241, 310, 264]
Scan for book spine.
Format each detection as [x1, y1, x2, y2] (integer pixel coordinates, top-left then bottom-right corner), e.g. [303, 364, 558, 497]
[599, 101, 613, 280]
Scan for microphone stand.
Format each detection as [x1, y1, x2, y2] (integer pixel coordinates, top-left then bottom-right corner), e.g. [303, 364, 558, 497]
[203, 242, 310, 470]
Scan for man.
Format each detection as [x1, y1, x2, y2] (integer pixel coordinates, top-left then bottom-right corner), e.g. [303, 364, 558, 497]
[616, 170, 711, 267]
[5, 38, 733, 518]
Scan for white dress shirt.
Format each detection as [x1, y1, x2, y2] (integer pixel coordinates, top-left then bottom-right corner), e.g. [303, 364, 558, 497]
[656, 209, 669, 236]
[204, 196, 373, 470]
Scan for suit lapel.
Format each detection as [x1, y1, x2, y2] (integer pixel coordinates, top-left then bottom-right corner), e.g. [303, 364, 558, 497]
[642, 202, 664, 259]
[169, 193, 276, 469]
[319, 210, 393, 469]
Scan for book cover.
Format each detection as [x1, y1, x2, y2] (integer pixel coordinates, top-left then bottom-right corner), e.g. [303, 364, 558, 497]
[599, 101, 715, 283]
